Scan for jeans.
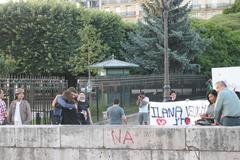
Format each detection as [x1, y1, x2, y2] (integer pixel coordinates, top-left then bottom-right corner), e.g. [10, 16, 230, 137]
[221, 117, 240, 126]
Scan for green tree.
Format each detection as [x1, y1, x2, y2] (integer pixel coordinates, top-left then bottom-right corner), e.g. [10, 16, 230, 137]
[0, 0, 126, 76]
[0, 0, 83, 75]
[68, 25, 109, 76]
[121, 0, 205, 74]
[192, 14, 240, 76]
[0, 50, 16, 74]
[87, 10, 125, 59]
[223, 0, 240, 14]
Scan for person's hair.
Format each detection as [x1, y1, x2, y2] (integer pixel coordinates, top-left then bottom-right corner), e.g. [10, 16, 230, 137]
[207, 89, 218, 104]
[79, 91, 85, 94]
[113, 98, 119, 105]
[215, 81, 227, 88]
[140, 91, 145, 95]
[170, 90, 176, 95]
[67, 87, 77, 93]
[15, 93, 22, 100]
[63, 90, 76, 103]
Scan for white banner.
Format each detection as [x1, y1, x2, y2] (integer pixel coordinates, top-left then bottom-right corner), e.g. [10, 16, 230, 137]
[150, 100, 209, 126]
[212, 66, 240, 91]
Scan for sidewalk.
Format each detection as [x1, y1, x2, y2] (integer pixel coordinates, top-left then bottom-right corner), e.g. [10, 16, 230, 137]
[95, 112, 139, 125]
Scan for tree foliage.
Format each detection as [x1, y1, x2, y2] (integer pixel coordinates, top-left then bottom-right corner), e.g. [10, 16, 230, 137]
[121, 0, 205, 74]
[68, 25, 109, 76]
[192, 14, 240, 76]
[0, 0, 125, 76]
[0, 50, 16, 74]
[223, 0, 240, 14]
[0, 0, 84, 74]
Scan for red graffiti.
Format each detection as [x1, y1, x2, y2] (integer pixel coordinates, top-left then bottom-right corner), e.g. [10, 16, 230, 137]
[111, 129, 134, 144]
[156, 118, 167, 125]
[185, 117, 191, 125]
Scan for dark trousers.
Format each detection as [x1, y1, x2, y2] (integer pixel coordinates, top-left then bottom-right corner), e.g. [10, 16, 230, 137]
[221, 117, 240, 126]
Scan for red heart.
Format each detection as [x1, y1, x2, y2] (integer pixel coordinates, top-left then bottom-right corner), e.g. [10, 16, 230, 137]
[185, 117, 191, 125]
[156, 118, 167, 125]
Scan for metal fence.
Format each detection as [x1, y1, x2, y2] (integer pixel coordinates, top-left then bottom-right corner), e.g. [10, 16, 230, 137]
[0, 74, 208, 124]
[78, 74, 208, 122]
[0, 75, 68, 124]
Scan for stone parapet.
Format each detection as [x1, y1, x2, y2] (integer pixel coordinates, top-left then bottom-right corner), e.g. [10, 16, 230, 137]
[0, 125, 239, 160]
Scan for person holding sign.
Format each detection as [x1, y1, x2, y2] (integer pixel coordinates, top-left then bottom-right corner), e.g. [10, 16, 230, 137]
[196, 90, 217, 125]
[214, 81, 240, 126]
[168, 90, 178, 102]
[136, 91, 149, 125]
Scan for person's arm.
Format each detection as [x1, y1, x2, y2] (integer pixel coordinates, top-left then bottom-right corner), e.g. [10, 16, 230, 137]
[1, 102, 7, 120]
[106, 107, 110, 119]
[56, 96, 76, 109]
[214, 92, 224, 123]
[121, 108, 127, 124]
[136, 96, 141, 106]
[87, 108, 93, 124]
[201, 105, 211, 119]
[23, 101, 32, 125]
[122, 115, 127, 124]
[52, 95, 59, 108]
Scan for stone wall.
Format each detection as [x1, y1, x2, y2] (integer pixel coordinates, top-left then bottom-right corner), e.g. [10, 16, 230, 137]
[0, 125, 240, 160]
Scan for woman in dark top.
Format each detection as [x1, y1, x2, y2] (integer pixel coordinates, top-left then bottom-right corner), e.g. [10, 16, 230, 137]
[77, 92, 93, 125]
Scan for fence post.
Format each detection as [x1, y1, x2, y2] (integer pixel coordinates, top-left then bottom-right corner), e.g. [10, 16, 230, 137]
[36, 112, 41, 124]
[96, 87, 99, 121]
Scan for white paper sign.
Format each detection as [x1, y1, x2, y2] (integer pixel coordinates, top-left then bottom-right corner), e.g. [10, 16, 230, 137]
[150, 100, 209, 126]
[212, 66, 240, 91]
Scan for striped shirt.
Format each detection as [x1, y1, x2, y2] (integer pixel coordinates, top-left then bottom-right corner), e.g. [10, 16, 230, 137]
[0, 99, 7, 124]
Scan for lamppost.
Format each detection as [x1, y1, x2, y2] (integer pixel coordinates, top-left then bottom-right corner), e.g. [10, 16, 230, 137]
[161, 0, 171, 101]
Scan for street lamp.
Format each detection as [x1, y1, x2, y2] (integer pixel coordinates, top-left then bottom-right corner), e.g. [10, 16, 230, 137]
[161, 0, 171, 101]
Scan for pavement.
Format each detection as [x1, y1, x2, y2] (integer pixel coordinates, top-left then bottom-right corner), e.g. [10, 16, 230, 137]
[95, 112, 139, 125]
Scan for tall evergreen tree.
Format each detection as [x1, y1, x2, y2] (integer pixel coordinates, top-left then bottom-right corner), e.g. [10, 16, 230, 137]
[121, 0, 205, 74]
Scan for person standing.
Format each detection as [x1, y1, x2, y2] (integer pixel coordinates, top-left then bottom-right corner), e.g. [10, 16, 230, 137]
[8, 88, 32, 125]
[60, 87, 80, 125]
[136, 91, 149, 125]
[107, 98, 127, 125]
[51, 90, 77, 125]
[214, 81, 240, 126]
[77, 92, 93, 125]
[168, 90, 178, 102]
[0, 89, 7, 125]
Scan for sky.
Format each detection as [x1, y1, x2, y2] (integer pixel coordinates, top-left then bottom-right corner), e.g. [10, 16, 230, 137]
[0, 0, 9, 3]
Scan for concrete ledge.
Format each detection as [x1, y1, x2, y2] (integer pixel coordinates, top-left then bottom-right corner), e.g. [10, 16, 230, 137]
[0, 148, 79, 160]
[79, 149, 151, 160]
[152, 151, 200, 160]
[103, 126, 185, 150]
[0, 126, 15, 147]
[15, 126, 60, 148]
[186, 126, 240, 151]
[60, 125, 104, 148]
[200, 151, 240, 160]
[0, 125, 240, 160]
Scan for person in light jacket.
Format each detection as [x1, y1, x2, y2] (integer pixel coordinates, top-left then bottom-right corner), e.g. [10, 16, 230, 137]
[8, 88, 32, 125]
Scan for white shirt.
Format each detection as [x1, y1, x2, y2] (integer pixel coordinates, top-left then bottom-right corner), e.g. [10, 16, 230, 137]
[139, 97, 149, 113]
[14, 101, 22, 125]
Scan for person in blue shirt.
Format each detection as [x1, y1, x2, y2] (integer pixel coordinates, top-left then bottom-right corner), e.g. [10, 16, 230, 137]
[51, 87, 78, 124]
[107, 98, 127, 125]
